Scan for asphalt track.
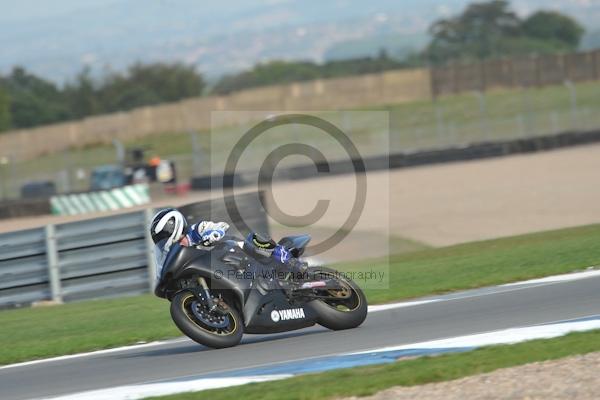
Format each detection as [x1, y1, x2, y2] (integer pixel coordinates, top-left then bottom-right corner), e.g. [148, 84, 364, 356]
[2, 272, 600, 400]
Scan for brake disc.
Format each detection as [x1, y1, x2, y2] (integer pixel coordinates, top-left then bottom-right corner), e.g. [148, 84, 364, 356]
[328, 284, 352, 299]
[190, 300, 230, 329]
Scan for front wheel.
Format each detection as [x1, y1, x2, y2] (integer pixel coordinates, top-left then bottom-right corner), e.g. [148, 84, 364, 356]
[309, 267, 368, 330]
[170, 291, 243, 349]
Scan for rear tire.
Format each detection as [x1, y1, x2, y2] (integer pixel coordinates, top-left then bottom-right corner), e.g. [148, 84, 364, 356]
[309, 267, 368, 330]
[170, 291, 243, 349]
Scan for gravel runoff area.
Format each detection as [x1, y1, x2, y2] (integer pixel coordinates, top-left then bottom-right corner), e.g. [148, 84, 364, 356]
[343, 351, 600, 400]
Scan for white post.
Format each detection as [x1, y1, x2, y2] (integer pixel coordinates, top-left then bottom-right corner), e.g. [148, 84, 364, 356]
[45, 224, 62, 303]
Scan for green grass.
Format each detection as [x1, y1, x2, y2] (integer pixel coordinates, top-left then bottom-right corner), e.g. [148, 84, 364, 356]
[1, 223, 600, 365]
[354, 223, 600, 304]
[7, 80, 600, 196]
[145, 329, 600, 400]
[0, 294, 178, 365]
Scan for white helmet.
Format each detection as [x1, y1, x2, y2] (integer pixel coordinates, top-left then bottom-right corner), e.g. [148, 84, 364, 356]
[150, 208, 188, 249]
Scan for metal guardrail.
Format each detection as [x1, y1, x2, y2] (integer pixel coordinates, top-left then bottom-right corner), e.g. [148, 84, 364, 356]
[0, 192, 268, 309]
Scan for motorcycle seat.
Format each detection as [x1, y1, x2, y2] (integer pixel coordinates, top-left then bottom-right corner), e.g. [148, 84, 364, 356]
[277, 234, 311, 257]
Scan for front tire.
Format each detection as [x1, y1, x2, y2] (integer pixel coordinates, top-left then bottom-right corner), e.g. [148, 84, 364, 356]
[170, 291, 243, 349]
[309, 267, 368, 330]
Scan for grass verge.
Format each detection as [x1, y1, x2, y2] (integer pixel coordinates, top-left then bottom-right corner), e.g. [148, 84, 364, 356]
[1, 223, 600, 365]
[358, 223, 600, 303]
[144, 329, 600, 400]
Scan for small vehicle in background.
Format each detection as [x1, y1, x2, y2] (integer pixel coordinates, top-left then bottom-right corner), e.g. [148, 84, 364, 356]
[89, 165, 127, 191]
[20, 180, 57, 199]
[89, 146, 177, 191]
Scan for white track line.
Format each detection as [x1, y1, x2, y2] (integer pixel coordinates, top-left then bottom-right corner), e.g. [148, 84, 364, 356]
[1, 268, 598, 371]
[0, 338, 189, 371]
[41, 316, 600, 400]
[39, 375, 292, 400]
[500, 268, 600, 287]
[351, 314, 600, 355]
[367, 299, 440, 312]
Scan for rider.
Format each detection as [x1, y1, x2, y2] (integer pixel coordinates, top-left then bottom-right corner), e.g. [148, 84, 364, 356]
[150, 208, 292, 265]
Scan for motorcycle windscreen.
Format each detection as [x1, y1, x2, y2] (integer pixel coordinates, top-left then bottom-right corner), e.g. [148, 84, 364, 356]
[153, 239, 170, 280]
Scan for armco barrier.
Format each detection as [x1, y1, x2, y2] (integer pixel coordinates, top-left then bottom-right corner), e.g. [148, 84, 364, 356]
[0, 192, 268, 309]
[0, 227, 50, 306]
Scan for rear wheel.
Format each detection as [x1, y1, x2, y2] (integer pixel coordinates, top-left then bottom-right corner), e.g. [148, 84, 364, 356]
[309, 267, 368, 330]
[170, 291, 243, 348]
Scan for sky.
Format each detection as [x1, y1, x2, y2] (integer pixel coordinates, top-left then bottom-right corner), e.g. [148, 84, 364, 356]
[0, 0, 597, 82]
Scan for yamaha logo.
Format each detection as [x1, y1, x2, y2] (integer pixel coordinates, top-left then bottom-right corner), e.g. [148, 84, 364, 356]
[270, 308, 305, 322]
[270, 310, 280, 322]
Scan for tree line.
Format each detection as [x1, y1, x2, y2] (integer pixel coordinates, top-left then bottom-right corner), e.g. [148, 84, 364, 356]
[0, 0, 586, 132]
[0, 63, 205, 131]
[426, 0, 584, 64]
[211, 51, 418, 95]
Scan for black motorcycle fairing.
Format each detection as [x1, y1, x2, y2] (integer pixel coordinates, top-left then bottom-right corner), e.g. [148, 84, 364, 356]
[155, 240, 257, 306]
[277, 234, 311, 257]
[156, 237, 320, 333]
[154, 243, 206, 298]
[242, 288, 318, 334]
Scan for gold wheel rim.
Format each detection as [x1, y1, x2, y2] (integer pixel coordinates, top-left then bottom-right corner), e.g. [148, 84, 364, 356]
[180, 293, 238, 336]
[320, 273, 361, 312]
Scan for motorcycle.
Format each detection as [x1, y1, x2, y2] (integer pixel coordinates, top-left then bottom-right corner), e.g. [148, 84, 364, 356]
[154, 234, 368, 348]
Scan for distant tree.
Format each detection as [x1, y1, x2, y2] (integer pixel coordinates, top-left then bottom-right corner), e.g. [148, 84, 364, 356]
[98, 63, 205, 112]
[63, 67, 101, 118]
[109, 86, 162, 112]
[0, 63, 205, 129]
[0, 87, 10, 131]
[213, 61, 321, 95]
[426, 0, 585, 64]
[124, 63, 205, 102]
[0, 67, 70, 128]
[521, 11, 584, 50]
[427, 0, 521, 63]
[211, 54, 413, 95]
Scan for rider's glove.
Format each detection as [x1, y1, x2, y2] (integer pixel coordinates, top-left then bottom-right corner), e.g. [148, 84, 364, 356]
[187, 221, 230, 247]
[272, 245, 291, 264]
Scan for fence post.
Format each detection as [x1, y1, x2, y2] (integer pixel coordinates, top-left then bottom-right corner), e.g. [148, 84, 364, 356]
[564, 80, 578, 131]
[564, 54, 571, 82]
[45, 224, 62, 303]
[474, 91, 490, 141]
[429, 65, 437, 99]
[144, 208, 157, 292]
[189, 130, 203, 176]
[452, 61, 460, 94]
[434, 100, 446, 147]
[479, 60, 487, 91]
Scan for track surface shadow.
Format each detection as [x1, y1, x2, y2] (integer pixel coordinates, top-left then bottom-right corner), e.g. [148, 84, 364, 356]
[116, 328, 328, 359]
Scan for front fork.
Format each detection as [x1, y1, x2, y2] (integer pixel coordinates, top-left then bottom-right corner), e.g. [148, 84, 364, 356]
[183, 276, 225, 315]
[197, 276, 217, 312]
